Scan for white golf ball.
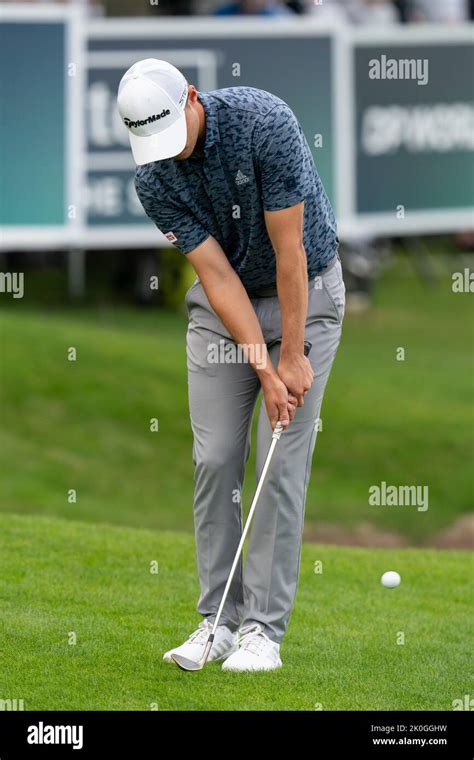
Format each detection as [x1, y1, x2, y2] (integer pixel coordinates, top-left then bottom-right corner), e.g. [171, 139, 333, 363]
[381, 571, 401, 588]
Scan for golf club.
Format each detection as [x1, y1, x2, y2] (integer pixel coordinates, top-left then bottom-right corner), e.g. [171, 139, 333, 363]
[171, 340, 312, 672]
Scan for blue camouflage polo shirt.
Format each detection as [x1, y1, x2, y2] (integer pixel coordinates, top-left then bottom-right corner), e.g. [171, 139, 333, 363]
[135, 87, 338, 292]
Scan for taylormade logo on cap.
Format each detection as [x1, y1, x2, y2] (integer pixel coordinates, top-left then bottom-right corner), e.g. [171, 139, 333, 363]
[123, 109, 171, 129]
[117, 58, 189, 164]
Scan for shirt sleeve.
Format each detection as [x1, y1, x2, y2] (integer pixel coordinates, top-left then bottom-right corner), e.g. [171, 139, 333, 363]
[134, 174, 210, 254]
[254, 104, 313, 212]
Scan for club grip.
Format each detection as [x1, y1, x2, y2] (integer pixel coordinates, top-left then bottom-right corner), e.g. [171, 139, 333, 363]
[271, 340, 312, 438]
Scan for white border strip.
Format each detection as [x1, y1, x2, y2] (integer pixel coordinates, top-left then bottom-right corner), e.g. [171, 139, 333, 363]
[0, 4, 74, 21]
[5, 209, 473, 251]
[88, 17, 339, 39]
[333, 26, 354, 221]
[339, 209, 474, 239]
[351, 24, 474, 46]
[87, 18, 473, 43]
[0, 226, 169, 251]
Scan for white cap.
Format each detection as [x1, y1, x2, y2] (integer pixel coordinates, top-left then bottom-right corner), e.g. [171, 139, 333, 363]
[117, 59, 188, 164]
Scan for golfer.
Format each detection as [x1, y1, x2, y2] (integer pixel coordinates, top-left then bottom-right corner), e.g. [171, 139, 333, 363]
[118, 59, 345, 672]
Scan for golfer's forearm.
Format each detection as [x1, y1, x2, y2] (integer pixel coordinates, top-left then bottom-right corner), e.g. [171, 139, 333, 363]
[202, 271, 276, 381]
[186, 236, 276, 379]
[277, 244, 308, 358]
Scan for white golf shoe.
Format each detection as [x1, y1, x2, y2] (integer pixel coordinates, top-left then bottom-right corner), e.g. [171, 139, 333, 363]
[222, 623, 282, 672]
[163, 619, 237, 664]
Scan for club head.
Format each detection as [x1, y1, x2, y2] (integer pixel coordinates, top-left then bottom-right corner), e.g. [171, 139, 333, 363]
[171, 653, 204, 672]
[171, 635, 214, 672]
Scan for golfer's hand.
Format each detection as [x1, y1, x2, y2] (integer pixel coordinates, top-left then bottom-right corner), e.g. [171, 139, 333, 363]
[277, 353, 314, 407]
[261, 374, 298, 430]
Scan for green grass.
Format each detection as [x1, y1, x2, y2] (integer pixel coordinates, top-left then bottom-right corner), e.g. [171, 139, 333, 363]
[0, 254, 472, 542]
[0, 512, 471, 710]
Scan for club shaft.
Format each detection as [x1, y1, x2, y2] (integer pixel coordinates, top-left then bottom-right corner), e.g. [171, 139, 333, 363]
[211, 426, 282, 637]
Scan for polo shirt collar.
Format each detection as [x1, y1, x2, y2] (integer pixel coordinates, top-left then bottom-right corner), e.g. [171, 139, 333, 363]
[197, 92, 220, 156]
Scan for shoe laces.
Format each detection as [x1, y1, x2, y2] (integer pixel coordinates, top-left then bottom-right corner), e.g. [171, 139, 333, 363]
[188, 620, 213, 644]
[238, 624, 271, 655]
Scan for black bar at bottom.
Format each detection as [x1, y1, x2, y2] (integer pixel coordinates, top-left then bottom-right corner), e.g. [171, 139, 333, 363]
[0, 710, 471, 757]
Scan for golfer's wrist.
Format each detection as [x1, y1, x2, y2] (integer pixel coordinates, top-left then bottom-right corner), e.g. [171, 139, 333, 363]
[257, 364, 279, 388]
[280, 342, 304, 360]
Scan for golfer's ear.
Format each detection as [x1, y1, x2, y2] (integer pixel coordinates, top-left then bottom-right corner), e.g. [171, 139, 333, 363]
[187, 85, 198, 105]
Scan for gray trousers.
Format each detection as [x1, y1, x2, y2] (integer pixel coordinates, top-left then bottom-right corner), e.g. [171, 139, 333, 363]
[184, 256, 345, 643]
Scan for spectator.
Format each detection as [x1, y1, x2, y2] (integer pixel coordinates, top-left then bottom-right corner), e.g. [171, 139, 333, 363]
[356, 0, 400, 23]
[306, 0, 400, 24]
[305, 0, 350, 22]
[214, 0, 295, 15]
[406, 0, 469, 22]
[148, 0, 196, 14]
[286, 0, 306, 12]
